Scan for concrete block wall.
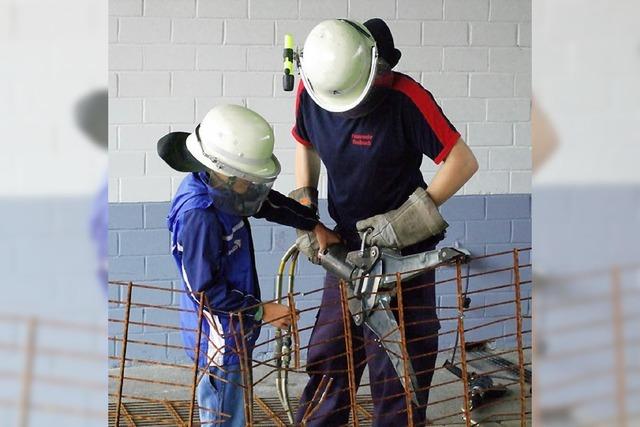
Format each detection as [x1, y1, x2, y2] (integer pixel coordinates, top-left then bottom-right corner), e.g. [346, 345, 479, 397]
[109, 0, 532, 202]
[108, 194, 531, 365]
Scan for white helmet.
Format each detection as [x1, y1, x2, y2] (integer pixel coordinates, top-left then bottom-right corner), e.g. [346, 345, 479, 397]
[158, 104, 281, 215]
[190, 104, 281, 183]
[300, 19, 378, 113]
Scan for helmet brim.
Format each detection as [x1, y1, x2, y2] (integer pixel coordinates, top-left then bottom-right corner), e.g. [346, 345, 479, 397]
[157, 132, 208, 173]
[300, 46, 378, 113]
[185, 132, 281, 183]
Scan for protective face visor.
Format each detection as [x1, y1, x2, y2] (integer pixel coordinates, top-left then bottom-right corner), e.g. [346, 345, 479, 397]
[194, 125, 275, 216]
[206, 170, 273, 217]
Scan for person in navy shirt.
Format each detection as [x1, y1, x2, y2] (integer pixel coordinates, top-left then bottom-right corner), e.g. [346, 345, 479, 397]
[290, 19, 479, 425]
[158, 105, 339, 426]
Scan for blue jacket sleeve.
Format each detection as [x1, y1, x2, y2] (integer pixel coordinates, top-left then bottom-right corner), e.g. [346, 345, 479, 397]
[180, 209, 260, 316]
[253, 190, 319, 231]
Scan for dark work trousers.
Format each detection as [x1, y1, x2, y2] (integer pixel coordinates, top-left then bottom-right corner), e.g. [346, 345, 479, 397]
[295, 269, 440, 426]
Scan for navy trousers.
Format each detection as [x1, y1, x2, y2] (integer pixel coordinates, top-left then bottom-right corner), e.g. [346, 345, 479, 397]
[295, 270, 440, 426]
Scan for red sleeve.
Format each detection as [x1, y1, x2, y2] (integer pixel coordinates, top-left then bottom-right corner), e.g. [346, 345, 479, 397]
[291, 80, 312, 147]
[393, 74, 460, 164]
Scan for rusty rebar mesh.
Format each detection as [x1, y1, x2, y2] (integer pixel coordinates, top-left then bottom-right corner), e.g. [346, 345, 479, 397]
[0, 314, 105, 425]
[108, 248, 532, 426]
[534, 264, 640, 427]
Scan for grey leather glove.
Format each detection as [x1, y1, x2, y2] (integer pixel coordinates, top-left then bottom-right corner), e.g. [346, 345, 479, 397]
[288, 187, 321, 264]
[356, 188, 448, 249]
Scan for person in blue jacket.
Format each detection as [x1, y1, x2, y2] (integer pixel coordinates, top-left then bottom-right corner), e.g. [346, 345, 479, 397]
[158, 104, 339, 426]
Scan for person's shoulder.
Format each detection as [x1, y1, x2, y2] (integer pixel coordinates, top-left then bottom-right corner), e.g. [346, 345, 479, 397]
[390, 72, 434, 101]
[294, 80, 316, 109]
[295, 79, 309, 99]
[182, 206, 220, 228]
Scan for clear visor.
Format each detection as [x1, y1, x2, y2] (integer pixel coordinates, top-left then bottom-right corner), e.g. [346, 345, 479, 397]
[208, 171, 272, 216]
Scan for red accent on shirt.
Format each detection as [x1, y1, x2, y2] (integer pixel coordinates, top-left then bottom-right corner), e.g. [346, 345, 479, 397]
[392, 75, 460, 164]
[291, 80, 312, 147]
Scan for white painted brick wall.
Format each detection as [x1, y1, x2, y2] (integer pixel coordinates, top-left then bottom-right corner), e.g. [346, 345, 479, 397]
[119, 18, 171, 43]
[110, 0, 142, 16]
[487, 98, 531, 121]
[144, 98, 194, 123]
[197, 0, 247, 18]
[442, 98, 486, 122]
[489, 147, 532, 169]
[444, 0, 489, 21]
[172, 19, 223, 43]
[119, 125, 171, 150]
[469, 73, 513, 97]
[443, 47, 488, 71]
[118, 72, 171, 97]
[300, 0, 347, 19]
[144, 0, 195, 18]
[110, 45, 143, 70]
[470, 23, 517, 46]
[349, 0, 396, 21]
[110, 0, 531, 202]
[224, 72, 273, 97]
[249, 0, 298, 20]
[197, 46, 247, 70]
[225, 20, 274, 45]
[490, 47, 531, 72]
[111, 151, 146, 176]
[172, 71, 222, 96]
[422, 22, 468, 46]
[421, 73, 468, 97]
[490, 0, 531, 22]
[398, 0, 443, 20]
[144, 45, 195, 69]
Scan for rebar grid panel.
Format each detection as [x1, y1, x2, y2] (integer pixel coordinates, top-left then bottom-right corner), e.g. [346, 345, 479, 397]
[455, 261, 472, 427]
[395, 272, 415, 426]
[108, 247, 532, 426]
[535, 262, 640, 427]
[188, 292, 205, 427]
[0, 313, 105, 425]
[338, 279, 360, 427]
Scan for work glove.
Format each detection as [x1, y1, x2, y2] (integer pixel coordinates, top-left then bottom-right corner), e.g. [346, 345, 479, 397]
[356, 188, 448, 250]
[288, 187, 321, 264]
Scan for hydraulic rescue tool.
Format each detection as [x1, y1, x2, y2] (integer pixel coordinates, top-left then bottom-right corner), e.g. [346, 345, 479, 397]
[317, 231, 469, 406]
[274, 240, 469, 421]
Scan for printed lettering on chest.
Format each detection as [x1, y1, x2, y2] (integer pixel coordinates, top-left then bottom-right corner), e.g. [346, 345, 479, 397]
[227, 238, 242, 255]
[351, 133, 373, 147]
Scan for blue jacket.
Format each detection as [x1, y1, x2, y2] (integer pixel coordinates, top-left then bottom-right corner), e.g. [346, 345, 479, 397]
[168, 172, 317, 367]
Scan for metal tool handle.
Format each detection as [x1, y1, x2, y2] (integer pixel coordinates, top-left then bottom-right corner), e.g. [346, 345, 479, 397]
[360, 227, 373, 255]
[319, 244, 356, 281]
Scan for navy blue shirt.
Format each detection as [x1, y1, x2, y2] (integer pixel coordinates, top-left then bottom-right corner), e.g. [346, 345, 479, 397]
[292, 72, 460, 248]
